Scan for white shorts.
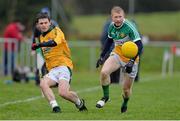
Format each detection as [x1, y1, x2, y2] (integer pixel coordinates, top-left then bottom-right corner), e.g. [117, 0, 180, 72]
[45, 66, 72, 83]
[110, 52, 138, 78]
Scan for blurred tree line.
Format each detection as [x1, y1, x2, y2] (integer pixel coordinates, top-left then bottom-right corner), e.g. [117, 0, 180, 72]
[72, 0, 180, 14]
[0, 0, 180, 36]
[0, 0, 51, 36]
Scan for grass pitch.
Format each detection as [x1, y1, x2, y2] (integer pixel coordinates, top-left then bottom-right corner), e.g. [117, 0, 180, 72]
[0, 72, 180, 120]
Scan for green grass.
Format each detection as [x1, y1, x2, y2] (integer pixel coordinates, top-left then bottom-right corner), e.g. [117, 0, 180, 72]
[0, 72, 180, 120]
[71, 11, 180, 40]
[70, 45, 180, 73]
[135, 12, 180, 38]
[72, 14, 108, 37]
[1, 11, 180, 120]
[1, 31, 180, 119]
[140, 46, 165, 72]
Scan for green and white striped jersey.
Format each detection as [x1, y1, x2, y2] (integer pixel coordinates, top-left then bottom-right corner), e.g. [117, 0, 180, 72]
[108, 19, 141, 46]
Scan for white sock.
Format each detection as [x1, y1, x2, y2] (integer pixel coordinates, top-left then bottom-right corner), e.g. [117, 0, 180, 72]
[75, 98, 81, 106]
[50, 100, 58, 108]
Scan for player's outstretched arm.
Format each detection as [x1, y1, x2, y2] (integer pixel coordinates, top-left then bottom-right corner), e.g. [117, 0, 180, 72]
[31, 40, 57, 50]
[96, 38, 113, 68]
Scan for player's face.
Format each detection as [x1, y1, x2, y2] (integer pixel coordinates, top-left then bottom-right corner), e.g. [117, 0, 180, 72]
[111, 11, 124, 27]
[38, 18, 51, 32]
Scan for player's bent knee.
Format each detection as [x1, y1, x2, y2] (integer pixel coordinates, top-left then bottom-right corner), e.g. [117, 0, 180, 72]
[59, 90, 68, 98]
[123, 88, 131, 95]
[100, 70, 109, 78]
[39, 79, 48, 89]
[39, 81, 45, 89]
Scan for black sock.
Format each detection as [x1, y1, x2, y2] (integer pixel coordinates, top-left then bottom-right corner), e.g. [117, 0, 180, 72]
[122, 96, 129, 107]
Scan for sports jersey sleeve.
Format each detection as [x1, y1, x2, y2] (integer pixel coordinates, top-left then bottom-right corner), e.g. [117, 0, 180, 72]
[107, 22, 114, 38]
[128, 27, 142, 60]
[129, 28, 141, 42]
[38, 40, 57, 47]
[100, 37, 113, 58]
[135, 40, 143, 56]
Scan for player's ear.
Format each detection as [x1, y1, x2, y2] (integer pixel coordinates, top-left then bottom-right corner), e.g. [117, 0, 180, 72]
[50, 20, 52, 25]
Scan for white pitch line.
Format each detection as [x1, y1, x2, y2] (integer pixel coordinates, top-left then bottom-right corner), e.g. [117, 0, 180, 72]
[0, 96, 42, 108]
[0, 75, 163, 108]
[0, 86, 100, 108]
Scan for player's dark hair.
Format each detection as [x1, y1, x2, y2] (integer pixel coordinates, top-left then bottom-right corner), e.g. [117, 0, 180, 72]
[35, 13, 50, 23]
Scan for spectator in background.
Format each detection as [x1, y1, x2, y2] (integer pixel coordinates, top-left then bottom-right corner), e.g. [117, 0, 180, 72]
[3, 20, 25, 75]
[100, 18, 120, 84]
[100, 18, 112, 49]
[32, 7, 58, 85]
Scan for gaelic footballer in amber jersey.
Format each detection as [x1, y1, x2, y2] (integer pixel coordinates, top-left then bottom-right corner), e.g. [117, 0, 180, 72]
[39, 26, 73, 71]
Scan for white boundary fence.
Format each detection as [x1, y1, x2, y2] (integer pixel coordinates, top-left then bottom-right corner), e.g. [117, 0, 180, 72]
[1, 37, 180, 76]
[0, 38, 18, 76]
[0, 38, 36, 76]
[0, 38, 100, 76]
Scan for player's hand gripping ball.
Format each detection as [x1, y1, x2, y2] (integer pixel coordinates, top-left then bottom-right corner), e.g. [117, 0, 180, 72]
[121, 41, 138, 58]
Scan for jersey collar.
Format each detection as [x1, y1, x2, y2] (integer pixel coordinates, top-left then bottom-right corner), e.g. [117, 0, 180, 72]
[42, 25, 55, 37]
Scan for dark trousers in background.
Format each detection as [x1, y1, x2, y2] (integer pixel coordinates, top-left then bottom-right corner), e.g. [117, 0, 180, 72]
[4, 49, 15, 76]
[110, 65, 140, 83]
[110, 68, 120, 83]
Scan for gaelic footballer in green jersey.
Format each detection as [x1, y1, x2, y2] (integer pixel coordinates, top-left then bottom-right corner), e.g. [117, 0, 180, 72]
[96, 6, 143, 113]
